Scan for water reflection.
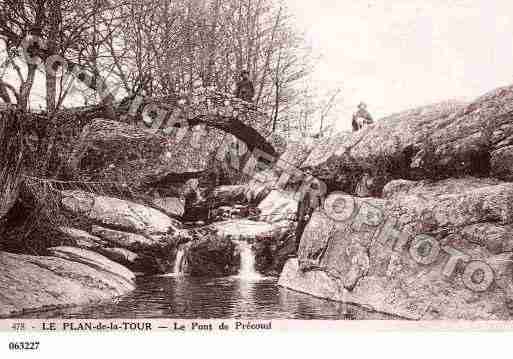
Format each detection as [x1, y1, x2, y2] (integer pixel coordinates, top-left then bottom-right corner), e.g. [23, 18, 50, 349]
[24, 275, 395, 320]
[230, 276, 275, 318]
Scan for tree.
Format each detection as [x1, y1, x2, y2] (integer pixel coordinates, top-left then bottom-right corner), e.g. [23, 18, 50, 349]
[0, 0, 325, 179]
[318, 87, 342, 137]
[99, 0, 312, 128]
[0, 0, 131, 177]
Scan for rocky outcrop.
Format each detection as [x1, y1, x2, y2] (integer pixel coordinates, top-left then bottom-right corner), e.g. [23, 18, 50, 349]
[90, 225, 178, 273]
[294, 85, 513, 197]
[96, 247, 162, 274]
[253, 225, 297, 276]
[298, 101, 467, 194]
[278, 140, 316, 169]
[412, 86, 513, 179]
[245, 170, 278, 204]
[47, 246, 135, 282]
[491, 146, 513, 181]
[183, 180, 279, 222]
[181, 232, 237, 277]
[381, 177, 513, 229]
[258, 190, 298, 222]
[185, 185, 249, 220]
[56, 191, 189, 274]
[152, 197, 185, 218]
[91, 226, 166, 250]
[0, 249, 135, 317]
[203, 185, 248, 208]
[68, 119, 225, 188]
[279, 177, 513, 320]
[58, 227, 108, 249]
[210, 205, 259, 222]
[61, 190, 180, 235]
[210, 219, 295, 275]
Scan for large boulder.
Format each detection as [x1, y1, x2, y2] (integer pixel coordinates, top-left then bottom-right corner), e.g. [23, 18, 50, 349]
[382, 177, 513, 231]
[152, 197, 185, 218]
[96, 247, 163, 274]
[185, 185, 249, 220]
[300, 101, 466, 193]
[279, 85, 513, 193]
[299, 83, 513, 194]
[412, 85, 513, 179]
[58, 227, 108, 249]
[91, 226, 181, 273]
[204, 185, 248, 208]
[61, 190, 180, 235]
[91, 226, 166, 250]
[253, 225, 297, 276]
[279, 177, 513, 320]
[491, 145, 513, 181]
[97, 247, 138, 266]
[278, 139, 316, 169]
[258, 190, 299, 222]
[210, 205, 258, 222]
[210, 219, 295, 276]
[68, 119, 226, 188]
[0, 249, 134, 317]
[459, 223, 513, 254]
[181, 232, 237, 277]
[244, 170, 278, 204]
[47, 246, 135, 282]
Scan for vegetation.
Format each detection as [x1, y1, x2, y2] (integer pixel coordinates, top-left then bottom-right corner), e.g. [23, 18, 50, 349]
[0, 0, 344, 253]
[0, 0, 341, 138]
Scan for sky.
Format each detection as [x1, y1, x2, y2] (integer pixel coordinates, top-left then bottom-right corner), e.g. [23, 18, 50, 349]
[286, 0, 513, 131]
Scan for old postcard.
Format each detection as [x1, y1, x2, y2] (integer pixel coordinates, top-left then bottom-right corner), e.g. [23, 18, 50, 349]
[1, 0, 513, 354]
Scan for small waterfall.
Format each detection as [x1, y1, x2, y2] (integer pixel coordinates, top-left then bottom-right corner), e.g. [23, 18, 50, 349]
[234, 240, 260, 279]
[173, 247, 185, 275]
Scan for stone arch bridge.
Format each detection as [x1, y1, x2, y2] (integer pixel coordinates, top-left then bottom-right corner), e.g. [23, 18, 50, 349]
[130, 88, 280, 157]
[68, 88, 283, 188]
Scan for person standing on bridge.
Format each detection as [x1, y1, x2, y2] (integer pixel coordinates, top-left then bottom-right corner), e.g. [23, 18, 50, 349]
[234, 70, 255, 103]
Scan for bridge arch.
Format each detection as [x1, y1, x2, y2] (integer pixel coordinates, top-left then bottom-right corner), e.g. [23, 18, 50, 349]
[123, 89, 278, 157]
[67, 89, 280, 187]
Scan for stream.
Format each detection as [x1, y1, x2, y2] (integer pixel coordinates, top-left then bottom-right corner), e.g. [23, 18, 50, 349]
[22, 243, 394, 320]
[25, 275, 393, 319]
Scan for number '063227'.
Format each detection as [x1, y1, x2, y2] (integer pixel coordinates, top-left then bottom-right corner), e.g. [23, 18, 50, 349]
[8, 342, 40, 350]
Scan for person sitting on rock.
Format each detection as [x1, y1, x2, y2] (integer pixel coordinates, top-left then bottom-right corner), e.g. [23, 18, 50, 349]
[234, 70, 255, 103]
[352, 102, 374, 132]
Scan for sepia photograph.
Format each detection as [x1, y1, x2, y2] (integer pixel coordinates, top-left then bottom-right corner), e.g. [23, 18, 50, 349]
[1, 0, 513, 343]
